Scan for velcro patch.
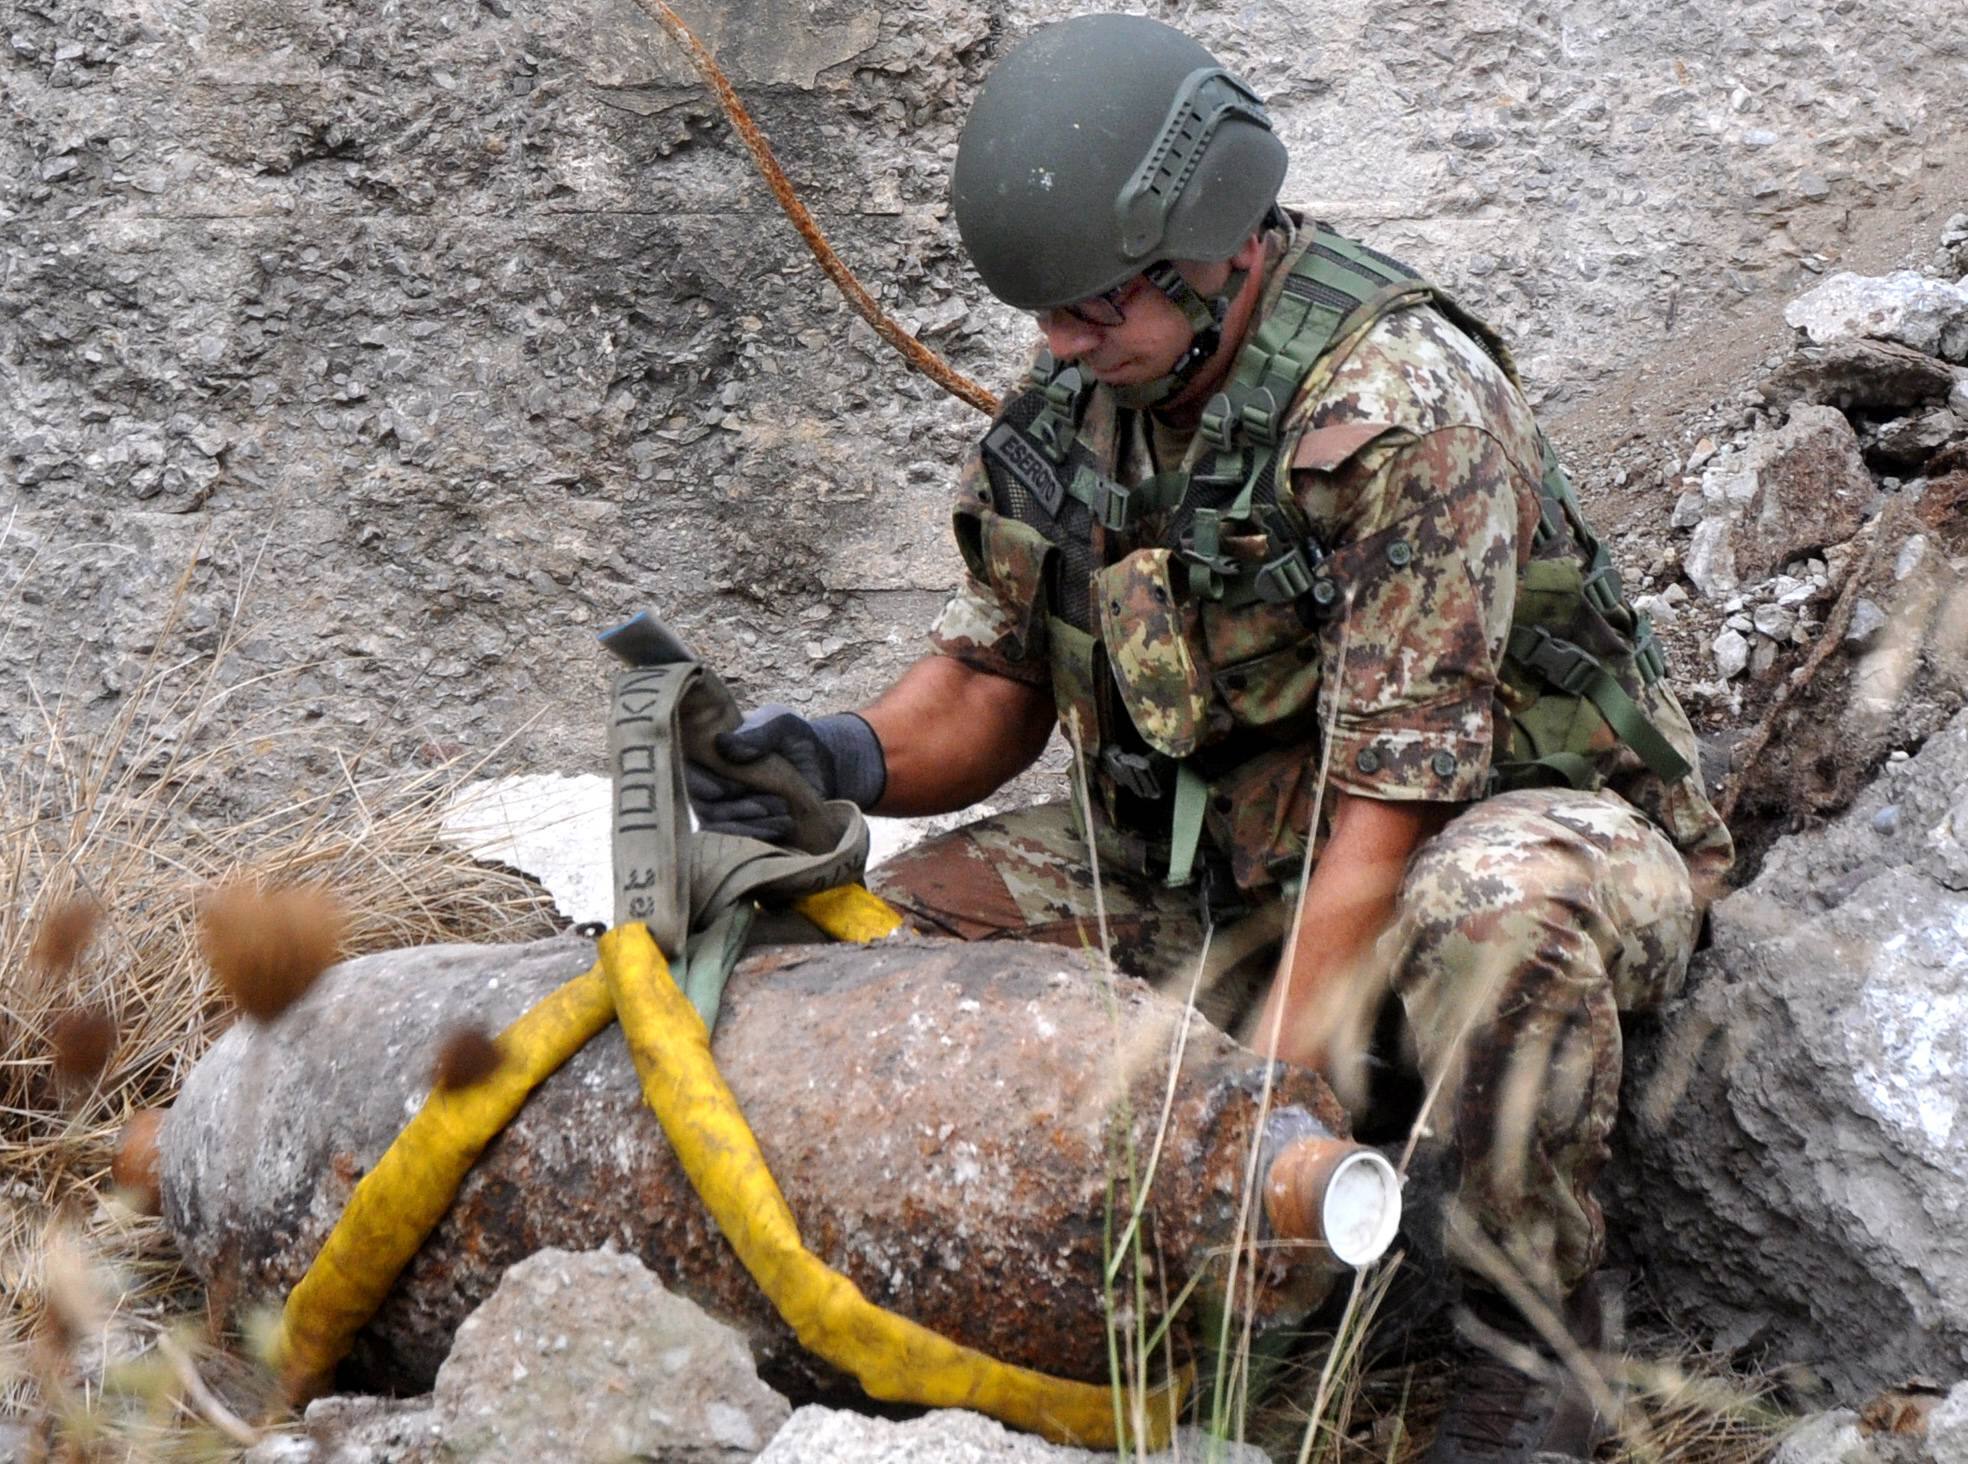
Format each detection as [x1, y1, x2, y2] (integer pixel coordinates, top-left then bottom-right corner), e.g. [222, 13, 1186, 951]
[1290, 420, 1398, 473]
[984, 423, 1066, 518]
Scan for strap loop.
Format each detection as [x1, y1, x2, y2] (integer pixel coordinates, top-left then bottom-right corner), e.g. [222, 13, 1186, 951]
[1102, 746, 1171, 801]
[1238, 385, 1286, 445]
[1201, 391, 1237, 451]
[1028, 366, 1087, 463]
[1069, 467, 1132, 531]
[1509, 626, 1604, 697]
[1180, 509, 1239, 599]
[1253, 548, 1315, 603]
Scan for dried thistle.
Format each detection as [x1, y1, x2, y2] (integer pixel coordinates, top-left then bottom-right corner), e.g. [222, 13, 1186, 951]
[199, 884, 348, 1023]
[29, 896, 100, 976]
[111, 1108, 167, 1215]
[432, 1025, 505, 1091]
[31, 1230, 101, 1362]
[49, 1006, 117, 1092]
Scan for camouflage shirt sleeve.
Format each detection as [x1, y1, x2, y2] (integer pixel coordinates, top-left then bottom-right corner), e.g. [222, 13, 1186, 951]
[1297, 423, 1532, 802]
[926, 441, 1052, 688]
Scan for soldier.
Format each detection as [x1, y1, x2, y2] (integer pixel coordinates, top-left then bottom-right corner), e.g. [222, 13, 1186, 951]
[688, 14, 1733, 1460]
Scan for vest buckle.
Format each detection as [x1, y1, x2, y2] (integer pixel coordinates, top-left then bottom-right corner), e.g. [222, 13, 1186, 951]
[1518, 627, 1603, 696]
[1102, 747, 1170, 801]
[1252, 548, 1315, 602]
[1070, 468, 1133, 532]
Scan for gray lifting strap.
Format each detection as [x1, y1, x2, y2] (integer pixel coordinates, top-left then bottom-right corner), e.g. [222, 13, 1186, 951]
[607, 659, 872, 1027]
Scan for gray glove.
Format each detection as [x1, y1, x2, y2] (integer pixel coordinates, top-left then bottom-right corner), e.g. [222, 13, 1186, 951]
[685, 704, 886, 841]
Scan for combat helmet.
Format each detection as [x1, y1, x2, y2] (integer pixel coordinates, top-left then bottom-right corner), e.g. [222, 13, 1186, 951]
[951, 15, 1287, 313]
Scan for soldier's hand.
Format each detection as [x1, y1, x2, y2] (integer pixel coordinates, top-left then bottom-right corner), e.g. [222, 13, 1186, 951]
[685, 704, 885, 841]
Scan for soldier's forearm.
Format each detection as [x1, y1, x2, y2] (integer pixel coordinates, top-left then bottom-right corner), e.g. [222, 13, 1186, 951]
[1254, 790, 1453, 1105]
[857, 654, 1056, 817]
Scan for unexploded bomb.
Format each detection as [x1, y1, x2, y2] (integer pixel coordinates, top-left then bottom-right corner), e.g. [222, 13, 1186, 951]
[161, 933, 1398, 1395]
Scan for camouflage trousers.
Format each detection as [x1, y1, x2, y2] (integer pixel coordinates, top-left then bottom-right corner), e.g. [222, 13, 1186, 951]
[867, 787, 1699, 1300]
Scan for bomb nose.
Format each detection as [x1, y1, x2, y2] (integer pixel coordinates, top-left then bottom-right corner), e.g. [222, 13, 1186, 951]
[1264, 1134, 1403, 1267]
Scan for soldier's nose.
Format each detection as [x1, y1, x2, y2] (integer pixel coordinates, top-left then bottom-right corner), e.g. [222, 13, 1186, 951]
[1037, 310, 1102, 362]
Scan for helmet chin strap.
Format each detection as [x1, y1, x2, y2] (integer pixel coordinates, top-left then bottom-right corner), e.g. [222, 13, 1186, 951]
[1110, 260, 1249, 411]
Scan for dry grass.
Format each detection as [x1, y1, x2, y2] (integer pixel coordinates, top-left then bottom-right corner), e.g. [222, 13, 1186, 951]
[0, 590, 561, 1451]
[1234, 1308, 1790, 1464]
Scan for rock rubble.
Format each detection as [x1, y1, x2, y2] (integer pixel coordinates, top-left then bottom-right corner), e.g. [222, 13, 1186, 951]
[247, 1251, 1276, 1462]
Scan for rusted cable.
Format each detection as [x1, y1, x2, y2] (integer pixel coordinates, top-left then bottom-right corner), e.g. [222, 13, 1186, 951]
[626, 0, 1001, 418]
[1717, 497, 1905, 825]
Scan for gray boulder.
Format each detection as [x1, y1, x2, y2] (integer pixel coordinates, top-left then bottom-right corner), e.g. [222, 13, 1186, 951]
[1684, 514, 1741, 601]
[434, 1248, 789, 1461]
[1610, 708, 1968, 1399]
[243, 1396, 442, 1463]
[755, 1408, 1272, 1464]
[1770, 1412, 1873, 1464]
[238, 1251, 788, 1462]
[1867, 408, 1964, 472]
[1933, 1383, 1968, 1464]
[1736, 405, 1875, 580]
[1785, 271, 1968, 363]
[1676, 406, 1874, 599]
[1760, 339, 1964, 417]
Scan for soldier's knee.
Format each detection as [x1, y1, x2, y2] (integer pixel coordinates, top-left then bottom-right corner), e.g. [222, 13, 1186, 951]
[1398, 799, 1605, 931]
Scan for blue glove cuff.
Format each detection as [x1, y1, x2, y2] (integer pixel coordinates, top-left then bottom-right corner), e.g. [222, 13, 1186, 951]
[811, 713, 887, 811]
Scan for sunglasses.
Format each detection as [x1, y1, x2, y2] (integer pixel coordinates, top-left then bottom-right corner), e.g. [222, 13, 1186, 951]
[1037, 275, 1148, 328]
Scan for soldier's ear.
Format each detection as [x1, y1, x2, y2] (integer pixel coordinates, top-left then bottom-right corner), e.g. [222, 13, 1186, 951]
[1230, 232, 1266, 271]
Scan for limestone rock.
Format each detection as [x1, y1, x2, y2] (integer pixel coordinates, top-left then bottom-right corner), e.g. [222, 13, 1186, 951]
[1736, 406, 1875, 581]
[1609, 708, 1968, 1400]
[1761, 339, 1961, 416]
[1785, 271, 1968, 363]
[241, 1441, 317, 1463]
[1670, 485, 1707, 530]
[1931, 1382, 1968, 1464]
[1845, 598, 1888, 647]
[1712, 627, 1750, 678]
[1867, 408, 1963, 472]
[1634, 591, 1679, 626]
[1685, 516, 1740, 600]
[1750, 635, 1781, 677]
[433, 1248, 790, 1462]
[241, 1396, 443, 1463]
[754, 1408, 1272, 1464]
[1752, 603, 1796, 640]
[1771, 1411, 1874, 1464]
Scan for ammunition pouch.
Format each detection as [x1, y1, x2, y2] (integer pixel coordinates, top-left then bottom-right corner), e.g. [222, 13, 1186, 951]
[1489, 443, 1693, 796]
[1095, 549, 1209, 760]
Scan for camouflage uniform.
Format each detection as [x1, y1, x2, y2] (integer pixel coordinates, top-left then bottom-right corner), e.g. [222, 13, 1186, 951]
[878, 217, 1732, 1300]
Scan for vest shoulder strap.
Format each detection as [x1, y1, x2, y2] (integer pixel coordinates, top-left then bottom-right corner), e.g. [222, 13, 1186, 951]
[1200, 223, 1426, 453]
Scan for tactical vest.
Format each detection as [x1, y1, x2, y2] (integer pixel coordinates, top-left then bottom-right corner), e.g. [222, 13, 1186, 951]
[954, 222, 1695, 896]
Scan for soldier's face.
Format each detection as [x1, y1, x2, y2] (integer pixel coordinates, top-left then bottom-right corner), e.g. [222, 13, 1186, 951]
[1036, 259, 1235, 387]
[1035, 232, 1266, 404]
